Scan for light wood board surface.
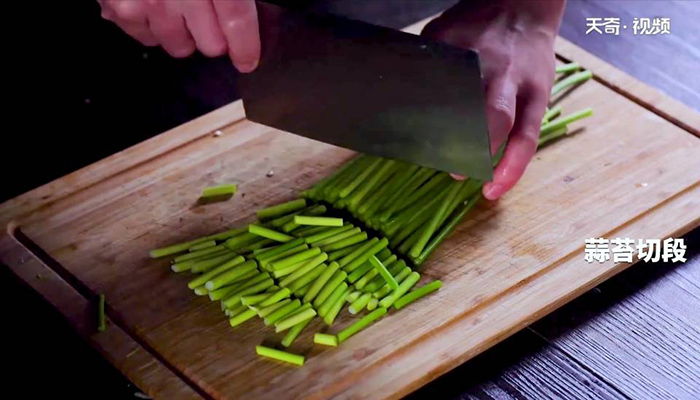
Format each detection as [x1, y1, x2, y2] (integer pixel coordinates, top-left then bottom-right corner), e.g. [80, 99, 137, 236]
[1, 17, 699, 400]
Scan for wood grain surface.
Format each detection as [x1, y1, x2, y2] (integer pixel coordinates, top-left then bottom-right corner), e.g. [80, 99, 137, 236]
[2, 13, 700, 400]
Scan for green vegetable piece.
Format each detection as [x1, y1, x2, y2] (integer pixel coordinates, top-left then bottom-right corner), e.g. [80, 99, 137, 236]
[327, 242, 364, 261]
[287, 264, 327, 293]
[379, 168, 433, 223]
[303, 261, 340, 304]
[240, 292, 275, 306]
[338, 238, 378, 268]
[540, 108, 593, 136]
[294, 215, 343, 227]
[555, 62, 580, 74]
[538, 126, 569, 147]
[264, 299, 301, 326]
[346, 291, 361, 303]
[304, 224, 354, 244]
[204, 259, 257, 290]
[323, 287, 351, 326]
[367, 298, 379, 311]
[254, 244, 281, 255]
[201, 184, 237, 198]
[149, 227, 247, 258]
[311, 227, 361, 248]
[188, 255, 247, 289]
[343, 238, 388, 273]
[337, 308, 388, 343]
[174, 245, 228, 263]
[280, 205, 328, 232]
[257, 299, 292, 318]
[349, 293, 372, 314]
[272, 259, 308, 278]
[260, 245, 309, 270]
[256, 238, 305, 260]
[270, 247, 321, 271]
[275, 307, 316, 333]
[279, 254, 328, 287]
[373, 267, 413, 298]
[414, 194, 481, 266]
[393, 172, 448, 215]
[222, 277, 274, 309]
[314, 333, 338, 347]
[256, 345, 305, 366]
[206, 269, 260, 300]
[229, 309, 257, 328]
[339, 157, 383, 198]
[188, 253, 239, 274]
[223, 232, 260, 252]
[248, 224, 295, 243]
[188, 240, 217, 252]
[346, 159, 397, 212]
[255, 288, 290, 308]
[364, 259, 405, 293]
[171, 251, 231, 273]
[357, 255, 396, 290]
[394, 280, 443, 310]
[293, 282, 312, 297]
[379, 272, 420, 308]
[324, 155, 372, 201]
[542, 105, 563, 124]
[281, 317, 313, 348]
[225, 303, 248, 318]
[313, 270, 347, 308]
[347, 261, 374, 284]
[320, 231, 368, 252]
[257, 198, 307, 220]
[97, 294, 106, 332]
[317, 282, 348, 318]
[293, 225, 328, 238]
[409, 181, 462, 259]
[551, 70, 592, 96]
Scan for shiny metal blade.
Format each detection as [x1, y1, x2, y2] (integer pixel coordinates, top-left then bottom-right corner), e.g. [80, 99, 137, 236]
[239, 2, 492, 180]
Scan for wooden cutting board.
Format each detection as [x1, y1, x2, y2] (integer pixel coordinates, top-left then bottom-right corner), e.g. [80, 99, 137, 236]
[1, 17, 699, 400]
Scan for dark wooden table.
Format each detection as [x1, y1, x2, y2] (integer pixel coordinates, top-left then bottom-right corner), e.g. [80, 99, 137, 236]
[3, 1, 698, 398]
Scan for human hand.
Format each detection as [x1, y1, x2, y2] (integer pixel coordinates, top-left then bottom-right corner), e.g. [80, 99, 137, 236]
[98, 0, 261, 73]
[423, 0, 565, 200]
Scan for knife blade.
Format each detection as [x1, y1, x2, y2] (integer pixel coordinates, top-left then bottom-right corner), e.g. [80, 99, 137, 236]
[239, 2, 492, 180]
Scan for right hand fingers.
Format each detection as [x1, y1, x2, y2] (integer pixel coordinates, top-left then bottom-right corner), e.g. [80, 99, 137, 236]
[145, 1, 196, 58]
[180, 0, 228, 57]
[212, 0, 261, 73]
[99, 0, 158, 47]
[482, 86, 548, 200]
[484, 76, 517, 155]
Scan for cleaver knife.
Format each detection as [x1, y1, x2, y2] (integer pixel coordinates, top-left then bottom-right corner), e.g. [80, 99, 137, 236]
[239, 2, 493, 180]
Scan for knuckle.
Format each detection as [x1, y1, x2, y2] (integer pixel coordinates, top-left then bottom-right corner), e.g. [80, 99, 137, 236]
[524, 78, 551, 101]
[113, 0, 142, 21]
[487, 95, 515, 121]
[522, 126, 541, 146]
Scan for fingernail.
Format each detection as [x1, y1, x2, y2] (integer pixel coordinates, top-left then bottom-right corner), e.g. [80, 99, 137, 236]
[236, 59, 259, 73]
[450, 173, 466, 181]
[483, 184, 502, 200]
